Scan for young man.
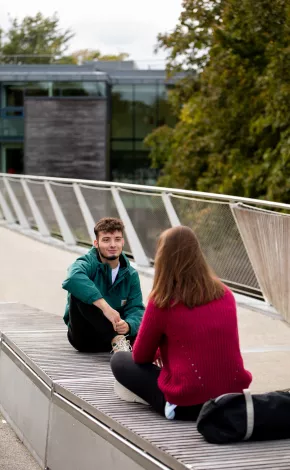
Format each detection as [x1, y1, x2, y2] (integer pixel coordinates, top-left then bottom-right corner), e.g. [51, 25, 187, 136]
[62, 217, 145, 353]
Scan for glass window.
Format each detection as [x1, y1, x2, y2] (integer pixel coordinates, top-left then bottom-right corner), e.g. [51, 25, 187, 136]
[111, 141, 134, 151]
[5, 83, 25, 107]
[134, 84, 158, 139]
[4, 82, 53, 107]
[52, 81, 106, 97]
[133, 149, 159, 185]
[83, 82, 106, 97]
[111, 85, 134, 139]
[25, 82, 50, 97]
[111, 140, 134, 182]
[0, 118, 24, 138]
[157, 84, 177, 127]
[134, 140, 147, 151]
[111, 140, 159, 185]
[5, 147, 24, 174]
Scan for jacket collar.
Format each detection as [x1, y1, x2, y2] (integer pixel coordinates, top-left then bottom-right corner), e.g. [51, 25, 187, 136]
[95, 248, 130, 288]
[88, 247, 130, 273]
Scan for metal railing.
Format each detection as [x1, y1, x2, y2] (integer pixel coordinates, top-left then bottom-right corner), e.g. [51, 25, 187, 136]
[0, 173, 289, 322]
[0, 107, 24, 117]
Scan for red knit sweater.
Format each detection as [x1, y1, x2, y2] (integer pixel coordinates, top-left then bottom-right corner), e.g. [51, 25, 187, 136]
[133, 287, 252, 406]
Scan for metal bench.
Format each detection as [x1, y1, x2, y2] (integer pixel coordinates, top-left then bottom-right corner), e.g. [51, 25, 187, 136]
[0, 303, 289, 470]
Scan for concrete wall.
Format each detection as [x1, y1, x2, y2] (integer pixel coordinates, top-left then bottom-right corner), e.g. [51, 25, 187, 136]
[24, 98, 108, 180]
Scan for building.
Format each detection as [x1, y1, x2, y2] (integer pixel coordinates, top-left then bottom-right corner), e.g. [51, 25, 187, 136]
[0, 61, 178, 184]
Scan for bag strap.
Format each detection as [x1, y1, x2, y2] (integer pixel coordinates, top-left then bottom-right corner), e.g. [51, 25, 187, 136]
[243, 388, 254, 441]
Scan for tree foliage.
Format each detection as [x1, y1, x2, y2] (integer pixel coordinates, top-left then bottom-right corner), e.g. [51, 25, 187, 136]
[68, 49, 129, 64]
[146, 0, 290, 203]
[0, 13, 129, 65]
[0, 12, 74, 63]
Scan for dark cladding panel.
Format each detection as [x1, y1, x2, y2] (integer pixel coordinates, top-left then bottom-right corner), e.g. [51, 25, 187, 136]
[24, 98, 108, 180]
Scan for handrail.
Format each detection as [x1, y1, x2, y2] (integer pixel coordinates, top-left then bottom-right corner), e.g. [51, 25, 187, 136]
[0, 172, 289, 323]
[0, 107, 24, 118]
[1, 173, 290, 211]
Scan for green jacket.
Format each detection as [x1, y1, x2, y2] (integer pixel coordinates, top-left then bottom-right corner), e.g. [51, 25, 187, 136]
[62, 248, 145, 336]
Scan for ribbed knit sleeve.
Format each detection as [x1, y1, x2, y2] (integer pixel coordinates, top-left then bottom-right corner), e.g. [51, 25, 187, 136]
[133, 299, 164, 364]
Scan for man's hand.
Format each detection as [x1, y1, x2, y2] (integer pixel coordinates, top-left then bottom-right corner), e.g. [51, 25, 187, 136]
[115, 320, 130, 335]
[102, 306, 121, 330]
[93, 299, 121, 330]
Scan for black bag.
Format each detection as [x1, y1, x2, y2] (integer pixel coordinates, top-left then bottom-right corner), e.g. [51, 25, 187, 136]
[197, 388, 290, 444]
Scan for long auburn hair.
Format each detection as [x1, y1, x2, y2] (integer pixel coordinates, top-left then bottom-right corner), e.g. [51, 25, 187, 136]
[150, 226, 225, 309]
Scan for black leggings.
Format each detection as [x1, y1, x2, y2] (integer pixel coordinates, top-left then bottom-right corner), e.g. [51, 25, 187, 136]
[111, 352, 203, 420]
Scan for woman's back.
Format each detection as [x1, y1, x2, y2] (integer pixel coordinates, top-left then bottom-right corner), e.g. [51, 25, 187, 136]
[133, 287, 252, 406]
[112, 226, 252, 419]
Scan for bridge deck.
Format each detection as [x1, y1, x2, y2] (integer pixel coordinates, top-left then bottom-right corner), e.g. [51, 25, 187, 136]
[0, 303, 290, 470]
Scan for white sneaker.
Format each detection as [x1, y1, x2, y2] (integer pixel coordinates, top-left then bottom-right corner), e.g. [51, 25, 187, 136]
[111, 336, 132, 353]
[114, 380, 149, 405]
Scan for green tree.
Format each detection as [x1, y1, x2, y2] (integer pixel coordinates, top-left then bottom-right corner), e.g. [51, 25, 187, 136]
[68, 49, 129, 65]
[146, 0, 290, 203]
[0, 13, 129, 65]
[0, 12, 74, 63]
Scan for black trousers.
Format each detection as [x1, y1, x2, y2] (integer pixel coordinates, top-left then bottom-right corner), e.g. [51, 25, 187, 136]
[111, 351, 203, 420]
[68, 296, 133, 353]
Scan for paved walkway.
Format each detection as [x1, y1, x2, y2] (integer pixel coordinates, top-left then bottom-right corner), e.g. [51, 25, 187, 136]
[0, 412, 40, 470]
[0, 225, 289, 395]
[0, 224, 289, 468]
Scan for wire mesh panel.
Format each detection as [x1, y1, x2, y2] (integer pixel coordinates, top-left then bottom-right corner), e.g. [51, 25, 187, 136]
[119, 189, 172, 260]
[8, 178, 35, 227]
[0, 177, 17, 221]
[171, 195, 260, 291]
[2, 174, 290, 306]
[80, 185, 130, 252]
[50, 182, 90, 244]
[27, 180, 59, 235]
[232, 204, 290, 322]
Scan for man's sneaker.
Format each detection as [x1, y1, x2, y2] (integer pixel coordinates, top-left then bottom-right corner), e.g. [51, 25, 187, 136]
[111, 336, 132, 353]
[114, 380, 149, 405]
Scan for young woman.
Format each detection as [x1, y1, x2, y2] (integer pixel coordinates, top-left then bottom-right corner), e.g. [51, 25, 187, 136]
[110, 226, 252, 420]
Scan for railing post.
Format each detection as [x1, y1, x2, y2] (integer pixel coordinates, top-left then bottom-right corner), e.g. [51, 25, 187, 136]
[3, 177, 30, 229]
[111, 187, 149, 267]
[21, 180, 50, 237]
[73, 183, 95, 244]
[161, 193, 181, 227]
[44, 181, 76, 246]
[0, 183, 16, 224]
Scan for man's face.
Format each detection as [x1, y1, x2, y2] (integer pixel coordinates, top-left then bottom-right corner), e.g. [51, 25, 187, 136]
[94, 230, 124, 261]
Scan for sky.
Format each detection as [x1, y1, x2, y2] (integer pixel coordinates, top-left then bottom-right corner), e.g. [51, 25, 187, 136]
[0, 0, 183, 68]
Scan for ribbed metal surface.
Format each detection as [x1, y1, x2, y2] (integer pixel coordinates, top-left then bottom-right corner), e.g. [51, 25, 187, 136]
[1, 304, 290, 470]
[0, 302, 64, 332]
[3, 330, 109, 382]
[56, 379, 290, 470]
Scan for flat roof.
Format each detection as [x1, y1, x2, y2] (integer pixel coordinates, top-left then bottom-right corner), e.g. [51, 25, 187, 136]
[107, 69, 185, 84]
[0, 64, 109, 82]
[0, 63, 186, 84]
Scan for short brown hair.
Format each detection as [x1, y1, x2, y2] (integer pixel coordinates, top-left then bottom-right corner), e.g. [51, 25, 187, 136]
[94, 217, 124, 238]
[150, 226, 224, 309]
